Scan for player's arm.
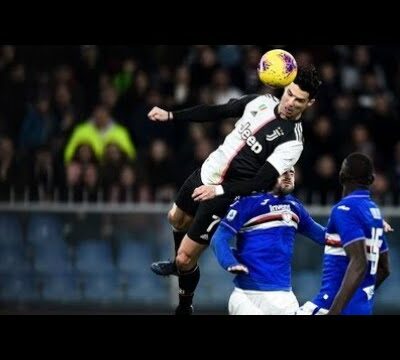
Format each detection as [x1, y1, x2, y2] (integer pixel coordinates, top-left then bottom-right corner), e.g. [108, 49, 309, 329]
[211, 200, 251, 274]
[375, 232, 390, 290]
[192, 140, 303, 201]
[328, 240, 368, 315]
[211, 224, 248, 274]
[148, 95, 258, 123]
[375, 251, 390, 290]
[297, 205, 326, 246]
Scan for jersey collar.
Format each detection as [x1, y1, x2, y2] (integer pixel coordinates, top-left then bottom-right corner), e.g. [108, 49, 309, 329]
[344, 189, 371, 199]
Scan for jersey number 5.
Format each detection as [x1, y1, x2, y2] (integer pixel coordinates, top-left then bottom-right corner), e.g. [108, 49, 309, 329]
[369, 227, 383, 275]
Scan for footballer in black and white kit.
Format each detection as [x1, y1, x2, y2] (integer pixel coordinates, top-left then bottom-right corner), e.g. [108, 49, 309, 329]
[148, 64, 321, 315]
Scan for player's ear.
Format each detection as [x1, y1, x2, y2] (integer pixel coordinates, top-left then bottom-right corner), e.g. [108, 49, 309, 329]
[369, 173, 375, 185]
[339, 170, 347, 185]
[307, 98, 315, 108]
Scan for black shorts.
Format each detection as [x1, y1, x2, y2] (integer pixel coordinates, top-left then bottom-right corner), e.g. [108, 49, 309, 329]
[175, 168, 236, 245]
[175, 169, 203, 217]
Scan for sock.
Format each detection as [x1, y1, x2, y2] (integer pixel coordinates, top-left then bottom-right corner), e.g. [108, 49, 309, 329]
[172, 228, 186, 255]
[178, 265, 200, 306]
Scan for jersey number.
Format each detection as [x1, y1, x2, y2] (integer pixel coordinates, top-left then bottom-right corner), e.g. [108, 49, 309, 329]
[369, 227, 383, 275]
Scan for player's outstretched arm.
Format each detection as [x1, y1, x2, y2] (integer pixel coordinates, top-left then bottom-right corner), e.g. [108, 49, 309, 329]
[383, 220, 394, 233]
[327, 240, 368, 315]
[148, 95, 258, 123]
[297, 207, 326, 246]
[148, 106, 171, 122]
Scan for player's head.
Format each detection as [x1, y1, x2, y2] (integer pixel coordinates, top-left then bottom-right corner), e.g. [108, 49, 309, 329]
[279, 64, 321, 120]
[273, 167, 295, 196]
[339, 152, 375, 188]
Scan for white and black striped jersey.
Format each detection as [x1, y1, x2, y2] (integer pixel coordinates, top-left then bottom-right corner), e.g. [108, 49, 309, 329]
[173, 94, 304, 195]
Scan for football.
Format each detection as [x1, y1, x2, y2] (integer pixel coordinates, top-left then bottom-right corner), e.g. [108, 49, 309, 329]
[257, 49, 298, 87]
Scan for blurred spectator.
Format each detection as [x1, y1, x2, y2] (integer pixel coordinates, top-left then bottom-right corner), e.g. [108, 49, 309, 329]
[189, 46, 220, 90]
[217, 45, 242, 69]
[29, 146, 55, 201]
[341, 45, 387, 92]
[108, 163, 151, 203]
[0, 45, 16, 81]
[0, 63, 29, 143]
[0, 136, 21, 201]
[142, 139, 177, 202]
[371, 172, 391, 205]
[76, 45, 103, 116]
[19, 94, 56, 153]
[63, 160, 84, 202]
[82, 163, 100, 202]
[345, 124, 376, 161]
[211, 68, 243, 105]
[101, 143, 127, 200]
[52, 65, 84, 114]
[174, 65, 195, 107]
[317, 62, 341, 114]
[367, 94, 399, 163]
[242, 46, 263, 93]
[390, 141, 400, 205]
[309, 154, 340, 205]
[113, 58, 137, 95]
[72, 144, 97, 165]
[99, 85, 119, 116]
[64, 104, 136, 164]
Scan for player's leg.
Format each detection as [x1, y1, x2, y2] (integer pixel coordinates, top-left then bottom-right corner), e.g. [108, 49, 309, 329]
[228, 288, 265, 315]
[174, 195, 236, 314]
[174, 235, 207, 315]
[169, 169, 203, 253]
[168, 203, 193, 253]
[151, 169, 201, 276]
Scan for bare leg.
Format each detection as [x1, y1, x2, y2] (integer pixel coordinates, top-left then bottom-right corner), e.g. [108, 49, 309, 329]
[176, 235, 207, 272]
[168, 204, 193, 253]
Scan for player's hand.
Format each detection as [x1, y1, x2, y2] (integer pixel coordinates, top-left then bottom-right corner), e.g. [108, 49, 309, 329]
[148, 107, 171, 122]
[192, 185, 217, 202]
[227, 264, 249, 275]
[383, 220, 394, 233]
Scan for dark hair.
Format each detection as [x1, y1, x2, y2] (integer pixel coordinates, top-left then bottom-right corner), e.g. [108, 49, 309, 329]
[339, 152, 375, 186]
[294, 64, 321, 99]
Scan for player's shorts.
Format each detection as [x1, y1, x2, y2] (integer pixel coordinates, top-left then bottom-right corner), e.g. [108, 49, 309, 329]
[298, 288, 373, 315]
[228, 287, 299, 315]
[175, 168, 236, 245]
[175, 169, 203, 217]
[187, 193, 236, 244]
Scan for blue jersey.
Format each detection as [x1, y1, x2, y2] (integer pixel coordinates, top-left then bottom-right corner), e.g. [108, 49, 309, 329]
[312, 190, 389, 315]
[211, 192, 325, 291]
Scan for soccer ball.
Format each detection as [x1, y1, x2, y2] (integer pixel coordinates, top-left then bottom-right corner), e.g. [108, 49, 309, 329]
[257, 49, 298, 88]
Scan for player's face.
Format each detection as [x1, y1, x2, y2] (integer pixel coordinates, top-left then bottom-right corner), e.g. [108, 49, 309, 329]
[278, 83, 315, 120]
[274, 170, 295, 195]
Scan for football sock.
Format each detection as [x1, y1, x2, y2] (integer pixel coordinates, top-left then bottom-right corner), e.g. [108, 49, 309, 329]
[178, 265, 200, 306]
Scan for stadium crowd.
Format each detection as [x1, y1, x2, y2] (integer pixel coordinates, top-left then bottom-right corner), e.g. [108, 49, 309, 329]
[0, 45, 399, 205]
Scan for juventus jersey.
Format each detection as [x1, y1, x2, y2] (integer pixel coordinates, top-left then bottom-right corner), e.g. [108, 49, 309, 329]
[174, 94, 304, 186]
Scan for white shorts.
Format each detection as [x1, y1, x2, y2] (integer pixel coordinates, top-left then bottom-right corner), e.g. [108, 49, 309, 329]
[296, 301, 328, 315]
[228, 287, 299, 315]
